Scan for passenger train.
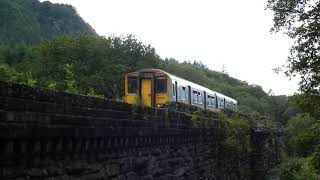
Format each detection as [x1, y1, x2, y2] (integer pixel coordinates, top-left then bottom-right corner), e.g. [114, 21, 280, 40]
[125, 69, 237, 111]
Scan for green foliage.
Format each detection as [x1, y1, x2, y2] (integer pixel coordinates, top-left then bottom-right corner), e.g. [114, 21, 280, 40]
[25, 71, 37, 87]
[293, 93, 320, 120]
[267, 0, 320, 119]
[310, 145, 320, 173]
[63, 63, 78, 94]
[0, 0, 96, 45]
[285, 113, 319, 156]
[47, 82, 57, 89]
[86, 88, 104, 98]
[0, 63, 20, 81]
[223, 115, 253, 152]
[191, 109, 203, 128]
[280, 158, 318, 180]
[29, 34, 160, 99]
[287, 121, 320, 157]
[281, 103, 320, 178]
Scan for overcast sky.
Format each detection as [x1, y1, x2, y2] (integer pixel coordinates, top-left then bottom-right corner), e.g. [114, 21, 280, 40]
[44, 0, 299, 95]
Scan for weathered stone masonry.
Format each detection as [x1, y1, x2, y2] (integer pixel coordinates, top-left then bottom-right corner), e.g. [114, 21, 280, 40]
[0, 81, 281, 180]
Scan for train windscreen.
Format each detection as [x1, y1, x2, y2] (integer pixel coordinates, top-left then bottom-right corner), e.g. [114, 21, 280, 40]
[156, 77, 167, 93]
[128, 76, 138, 94]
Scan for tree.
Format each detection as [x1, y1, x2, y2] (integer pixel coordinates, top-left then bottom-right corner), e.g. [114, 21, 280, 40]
[30, 33, 161, 99]
[267, 0, 320, 118]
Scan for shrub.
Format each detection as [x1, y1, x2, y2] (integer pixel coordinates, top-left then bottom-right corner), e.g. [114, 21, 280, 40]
[310, 145, 320, 173]
[223, 115, 253, 152]
[280, 158, 318, 180]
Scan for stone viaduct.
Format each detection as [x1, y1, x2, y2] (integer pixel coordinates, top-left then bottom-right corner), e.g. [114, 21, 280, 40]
[0, 81, 282, 180]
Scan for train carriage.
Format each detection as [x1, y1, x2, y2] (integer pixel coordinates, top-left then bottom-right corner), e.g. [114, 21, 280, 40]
[125, 69, 237, 111]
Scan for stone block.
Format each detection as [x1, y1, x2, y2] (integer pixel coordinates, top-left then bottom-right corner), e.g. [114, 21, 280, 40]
[46, 166, 64, 176]
[141, 174, 153, 180]
[66, 161, 89, 175]
[105, 164, 120, 176]
[126, 171, 138, 180]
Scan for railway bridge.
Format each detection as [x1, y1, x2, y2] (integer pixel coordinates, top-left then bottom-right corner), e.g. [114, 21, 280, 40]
[0, 81, 281, 180]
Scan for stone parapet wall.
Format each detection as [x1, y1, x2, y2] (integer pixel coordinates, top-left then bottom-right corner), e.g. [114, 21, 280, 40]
[0, 81, 280, 180]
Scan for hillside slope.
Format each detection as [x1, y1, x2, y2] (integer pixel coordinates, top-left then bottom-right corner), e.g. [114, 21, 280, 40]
[0, 34, 289, 118]
[0, 0, 96, 45]
[0, 0, 291, 120]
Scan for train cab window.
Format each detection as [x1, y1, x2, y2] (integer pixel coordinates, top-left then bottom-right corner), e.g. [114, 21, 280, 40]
[156, 77, 167, 93]
[128, 76, 138, 94]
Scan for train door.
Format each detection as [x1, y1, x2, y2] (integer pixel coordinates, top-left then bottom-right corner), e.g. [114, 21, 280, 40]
[188, 86, 191, 104]
[203, 91, 207, 110]
[175, 81, 178, 101]
[215, 95, 218, 108]
[141, 79, 152, 106]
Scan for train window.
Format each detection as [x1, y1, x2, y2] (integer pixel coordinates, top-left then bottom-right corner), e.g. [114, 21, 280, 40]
[210, 96, 215, 107]
[193, 90, 198, 103]
[198, 92, 202, 104]
[156, 77, 167, 93]
[128, 76, 138, 94]
[181, 86, 186, 100]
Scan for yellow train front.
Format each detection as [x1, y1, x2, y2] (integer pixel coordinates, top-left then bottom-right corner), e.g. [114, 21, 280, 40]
[125, 69, 171, 107]
[125, 69, 237, 111]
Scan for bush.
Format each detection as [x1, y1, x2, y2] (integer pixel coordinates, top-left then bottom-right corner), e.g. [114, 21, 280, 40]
[310, 145, 320, 173]
[280, 158, 318, 180]
[223, 115, 253, 152]
[0, 63, 20, 81]
[285, 114, 318, 156]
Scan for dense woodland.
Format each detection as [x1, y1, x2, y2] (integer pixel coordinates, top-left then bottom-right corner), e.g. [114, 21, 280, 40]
[1, 0, 320, 179]
[0, 0, 96, 45]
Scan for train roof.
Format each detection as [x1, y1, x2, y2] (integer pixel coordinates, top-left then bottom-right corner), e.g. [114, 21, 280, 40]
[134, 69, 237, 103]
